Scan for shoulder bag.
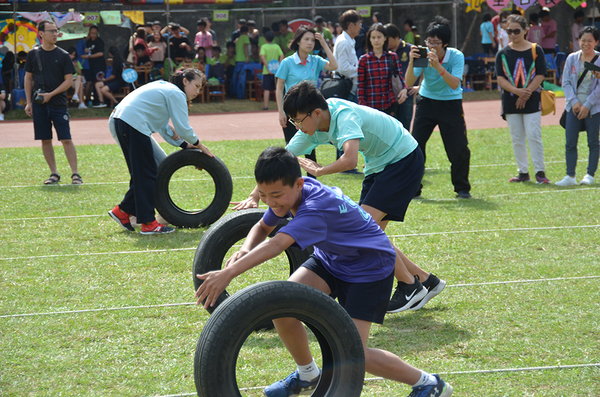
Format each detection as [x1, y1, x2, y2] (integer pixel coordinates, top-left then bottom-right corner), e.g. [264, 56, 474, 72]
[531, 44, 556, 116]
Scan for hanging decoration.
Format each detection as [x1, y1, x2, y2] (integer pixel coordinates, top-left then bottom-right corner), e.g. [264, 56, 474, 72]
[0, 18, 39, 53]
[565, 0, 585, 8]
[465, 0, 486, 12]
[485, 0, 511, 13]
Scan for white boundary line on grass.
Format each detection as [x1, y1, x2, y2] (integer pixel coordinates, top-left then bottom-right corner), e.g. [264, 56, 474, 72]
[146, 363, 600, 397]
[2, 223, 599, 262]
[2, 275, 598, 319]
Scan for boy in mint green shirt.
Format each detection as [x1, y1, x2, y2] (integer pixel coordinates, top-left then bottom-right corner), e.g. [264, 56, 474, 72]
[259, 31, 284, 110]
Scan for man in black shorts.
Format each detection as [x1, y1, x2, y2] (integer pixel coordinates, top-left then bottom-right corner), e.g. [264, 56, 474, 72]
[24, 20, 82, 185]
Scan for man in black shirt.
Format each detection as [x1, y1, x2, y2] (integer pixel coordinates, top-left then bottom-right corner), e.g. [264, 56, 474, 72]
[24, 21, 82, 185]
[81, 25, 105, 105]
[168, 24, 191, 60]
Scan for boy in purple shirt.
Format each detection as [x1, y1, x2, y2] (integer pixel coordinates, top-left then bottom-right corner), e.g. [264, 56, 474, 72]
[195, 146, 453, 397]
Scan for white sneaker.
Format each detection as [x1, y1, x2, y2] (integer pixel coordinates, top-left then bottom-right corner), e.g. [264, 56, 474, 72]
[92, 103, 108, 108]
[0, 113, 4, 121]
[72, 93, 79, 103]
[78, 103, 88, 109]
[555, 176, 577, 186]
[580, 174, 595, 185]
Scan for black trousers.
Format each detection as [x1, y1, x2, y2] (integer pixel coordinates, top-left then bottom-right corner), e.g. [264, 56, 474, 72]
[412, 95, 471, 194]
[114, 118, 157, 224]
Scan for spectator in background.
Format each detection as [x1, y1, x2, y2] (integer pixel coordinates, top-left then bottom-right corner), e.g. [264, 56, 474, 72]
[497, 18, 509, 52]
[277, 19, 294, 57]
[404, 19, 415, 44]
[258, 27, 271, 48]
[259, 30, 284, 110]
[248, 20, 260, 46]
[203, 18, 217, 45]
[75, 36, 89, 87]
[67, 47, 86, 108]
[557, 26, 600, 186]
[496, 14, 549, 185]
[193, 46, 208, 71]
[161, 22, 189, 39]
[223, 41, 236, 84]
[194, 19, 213, 58]
[357, 24, 406, 116]
[81, 25, 106, 106]
[274, 26, 337, 175]
[333, 10, 361, 101]
[1, 51, 15, 93]
[385, 23, 415, 130]
[148, 31, 167, 68]
[405, 16, 472, 198]
[24, 20, 81, 185]
[133, 27, 154, 62]
[372, 11, 383, 25]
[0, 80, 6, 120]
[539, 8, 557, 54]
[231, 19, 246, 43]
[572, 9, 585, 52]
[230, 25, 250, 97]
[411, 25, 422, 46]
[480, 13, 496, 55]
[354, 17, 369, 58]
[313, 15, 333, 54]
[526, 13, 544, 47]
[333, 23, 342, 44]
[94, 46, 127, 109]
[168, 23, 192, 60]
[327, 21, 335, 34]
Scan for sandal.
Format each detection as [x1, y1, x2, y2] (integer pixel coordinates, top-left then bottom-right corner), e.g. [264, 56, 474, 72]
[44, 173, 61, 185]
[71, 173, 83, 185]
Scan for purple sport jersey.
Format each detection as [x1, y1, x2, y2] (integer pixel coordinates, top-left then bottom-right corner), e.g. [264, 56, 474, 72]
[262, 178, 396, 283]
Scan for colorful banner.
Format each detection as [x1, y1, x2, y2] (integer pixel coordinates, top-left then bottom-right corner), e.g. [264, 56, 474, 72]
[56, 22, 88, 41]
[565, 0, 585, 8]
[213, 10, 229, 22]
[485, 0, 511, 13]
[356, 6, 371, 18]
[122, 11, 144, 25]
[100, 11, 122, 25]
[465, 0, 485, 12]
[0, 18, 40, 54]
[511, 0, 537, 10]
[537, 0, 562, 7]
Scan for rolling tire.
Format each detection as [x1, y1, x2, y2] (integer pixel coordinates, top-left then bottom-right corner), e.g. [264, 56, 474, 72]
[155, 149, 233, 228]
[194, 281, 365, 397]
[192, 208, 313, 314]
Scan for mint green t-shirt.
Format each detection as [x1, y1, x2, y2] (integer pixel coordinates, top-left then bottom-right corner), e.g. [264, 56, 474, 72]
[413, 47, 464, 101]
[235, 34, 250, 63]
[286, 98, 418, 176]
[259, 43, 284, 74]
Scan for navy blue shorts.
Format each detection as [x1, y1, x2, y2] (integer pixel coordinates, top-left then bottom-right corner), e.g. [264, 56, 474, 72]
[301, 255, 394, 324]
[359, 147, 424, 222]
[262, 74, 275, 91]
[32, 103, 71, 141]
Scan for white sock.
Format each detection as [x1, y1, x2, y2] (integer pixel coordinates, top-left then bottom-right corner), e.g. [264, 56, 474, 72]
[412, 371, 437, 387]
[297, 359, 319, 381]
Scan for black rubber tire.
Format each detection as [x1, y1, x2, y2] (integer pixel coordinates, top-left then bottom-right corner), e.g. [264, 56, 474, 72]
[192, 208, 313, 314]
[194, 281, 365, 397]
[155, 149, 233, 228]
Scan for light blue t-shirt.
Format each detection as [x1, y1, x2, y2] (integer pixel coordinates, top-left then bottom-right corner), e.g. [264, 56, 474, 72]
[112, 80, 198, 145]
[480, 21, 494, 45]
[263, 177, 396, 283]
[275, 52, 328, 91]
[414, 47, 464, 101]
[286, 98, 418, 176]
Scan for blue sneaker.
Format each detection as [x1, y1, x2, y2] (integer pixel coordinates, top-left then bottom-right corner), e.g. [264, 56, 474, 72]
[408, 374, 453, 397]
[263, 370, 320, 397]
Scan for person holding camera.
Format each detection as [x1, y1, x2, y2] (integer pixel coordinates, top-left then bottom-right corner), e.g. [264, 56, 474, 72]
[24, 20, 82, 185]
[405, 16, 471, 199]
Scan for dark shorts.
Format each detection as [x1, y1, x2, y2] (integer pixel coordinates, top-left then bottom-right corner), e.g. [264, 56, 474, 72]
[262, 74, 275, 91]
[106, 80, 126, 93]
[301, 255, 394, 324]
[359, 147, 424, 222]
[32, 102, 71, 141]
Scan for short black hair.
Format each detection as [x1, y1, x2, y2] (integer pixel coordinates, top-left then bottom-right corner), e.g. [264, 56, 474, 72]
[574, 9, 585, 19]
[255, 146, 302, 188]
[579, 25, 600, 41]
[271, 22, 280, 32]
[197, 20, 207, 27]
[265, 31, 275, 42]
[239, 18, 247, 25]
[373, 12, 382, 22]
[404, 19, 414, 27]
[212, 45, 221, 53]
[384, 23, 402, 39]
[539, 10, 550, 18]
[283, 80, 328, 120]
[170, 23, 181, 30]
[134, 43, 146, 52]
[529, 13, 539, 23]
[67, 46, 77, 55]
[314, 15, 324, 24]
[226, 41, 235, 49]
[38, 20, 56, 32]
[483, 13, 492, 22]
[240, 25, 249, 34]
[88, 25, 99, 33]
[426, 16, 451, 45]
[340, 10, 361, 31]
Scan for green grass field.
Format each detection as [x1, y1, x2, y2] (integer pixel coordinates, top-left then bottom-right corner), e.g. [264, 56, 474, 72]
[1, 124, 599, 397]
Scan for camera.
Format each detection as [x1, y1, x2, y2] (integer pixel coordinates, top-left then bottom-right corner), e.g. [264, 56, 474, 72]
[33, 89, 45, 105]
[414, 46, 429, 68]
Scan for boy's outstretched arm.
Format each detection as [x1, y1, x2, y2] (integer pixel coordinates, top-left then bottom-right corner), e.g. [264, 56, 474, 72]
[297, 138, 359, 177]
[195, 231, 295, 309]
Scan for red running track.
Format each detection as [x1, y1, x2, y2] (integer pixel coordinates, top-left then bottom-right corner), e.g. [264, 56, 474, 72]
[0, 98, 565, 149]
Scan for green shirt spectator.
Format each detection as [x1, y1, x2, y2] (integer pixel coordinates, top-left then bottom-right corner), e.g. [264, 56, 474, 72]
[259, 42, 284, 75]
[235, 33, 250, 63]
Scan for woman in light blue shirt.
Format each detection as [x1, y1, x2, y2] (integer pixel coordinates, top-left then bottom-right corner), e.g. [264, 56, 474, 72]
[275, 26, 337, 171]
[108, 68, 214, 235]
